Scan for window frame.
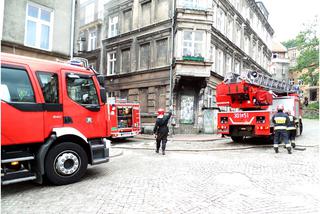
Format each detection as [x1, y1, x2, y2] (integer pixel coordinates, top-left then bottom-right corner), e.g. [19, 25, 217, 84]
[107, 51, 116, 76]
[182, 30, 205, 57]
[1, 65, 36, 103]
[88, 30, 97, 51]
[85, 2, 95, 24]
[35, 71, 60, 104]
[108, 15, 119, 38]
[24, 2, 54, 51]
[66, 74, 100, 110]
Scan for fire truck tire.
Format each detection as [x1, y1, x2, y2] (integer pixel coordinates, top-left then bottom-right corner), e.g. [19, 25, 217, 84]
[45, 142, 88, 185]
[231, 136, 244, 143]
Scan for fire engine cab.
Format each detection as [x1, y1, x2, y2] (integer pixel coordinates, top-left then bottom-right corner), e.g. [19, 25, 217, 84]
[216, 70, 303, 142]
[1, 53, 110, 185]
[107, 100, 141, 139]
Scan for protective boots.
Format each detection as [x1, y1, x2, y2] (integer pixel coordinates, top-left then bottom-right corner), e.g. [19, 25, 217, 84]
[287, 147, 292, 154]
[291, 141, 296, 149]
[162, 150, 165, 155]
[155, 149, 159, 153]
[274, 147, 279, 153]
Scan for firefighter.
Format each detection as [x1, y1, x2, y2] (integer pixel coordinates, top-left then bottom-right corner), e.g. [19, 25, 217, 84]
[272, 104, 292, 154]
[286, 110, 297, 148]
[153, 106, 173, 155]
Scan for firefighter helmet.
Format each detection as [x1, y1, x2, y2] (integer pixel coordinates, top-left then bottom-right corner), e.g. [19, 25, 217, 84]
[157, 108, 165, 116]
[277, 104, 284, 111]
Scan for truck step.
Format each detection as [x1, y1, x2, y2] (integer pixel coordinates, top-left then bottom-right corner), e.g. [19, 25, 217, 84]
[1, 170, 37, 185]
[91, 144, 105, 150]
[1, 151, 35, 164]
[92, 157, 109, 165]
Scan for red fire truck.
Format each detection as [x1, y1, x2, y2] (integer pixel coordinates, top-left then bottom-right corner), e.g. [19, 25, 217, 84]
[216, 70, 303, 142]
[1, 53, 110, 185]
[107, 101, 141, 139]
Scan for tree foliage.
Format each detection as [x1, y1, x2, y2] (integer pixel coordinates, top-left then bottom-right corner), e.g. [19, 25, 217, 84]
[282, 17, 319, 86]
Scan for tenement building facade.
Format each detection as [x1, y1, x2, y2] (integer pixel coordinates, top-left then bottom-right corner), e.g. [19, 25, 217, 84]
[101, 0, 274, 134]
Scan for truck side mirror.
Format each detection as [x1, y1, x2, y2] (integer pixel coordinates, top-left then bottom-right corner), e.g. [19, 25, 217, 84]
[100, 87, 107, 103]
[97, 75, 104, 86]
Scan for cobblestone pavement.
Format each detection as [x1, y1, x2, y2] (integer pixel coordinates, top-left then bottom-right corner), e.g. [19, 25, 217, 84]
[1, 119, 319, 214]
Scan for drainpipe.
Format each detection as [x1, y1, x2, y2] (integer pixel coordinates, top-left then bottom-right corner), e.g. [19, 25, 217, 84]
[169, 0, 175, 106]
[70, 0, 76, 58]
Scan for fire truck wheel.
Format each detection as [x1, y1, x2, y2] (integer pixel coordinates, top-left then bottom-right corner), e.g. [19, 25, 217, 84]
[231, 136, 244, 143]
[45, 142, 88, 185]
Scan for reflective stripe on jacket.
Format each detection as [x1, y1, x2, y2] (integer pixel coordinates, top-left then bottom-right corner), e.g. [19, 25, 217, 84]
[272, 112, 289, 131]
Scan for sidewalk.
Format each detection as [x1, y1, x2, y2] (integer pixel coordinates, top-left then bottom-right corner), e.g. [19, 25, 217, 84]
[135, 134, 225, 142]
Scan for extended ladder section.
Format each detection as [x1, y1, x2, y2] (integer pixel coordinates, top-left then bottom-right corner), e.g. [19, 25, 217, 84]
[224, 70, 294, 94]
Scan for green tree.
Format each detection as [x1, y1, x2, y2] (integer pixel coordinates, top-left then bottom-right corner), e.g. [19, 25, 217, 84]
[282, 17, 319, 86]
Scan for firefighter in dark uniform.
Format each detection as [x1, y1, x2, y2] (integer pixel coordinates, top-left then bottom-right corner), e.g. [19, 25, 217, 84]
[286, 110, 297, 148]
[272, 104, 292, 154]
[153, 106, 173, 155]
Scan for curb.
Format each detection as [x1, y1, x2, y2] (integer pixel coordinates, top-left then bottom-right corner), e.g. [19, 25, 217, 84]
[111, 144, 316, 152]
[134, 136, 229, 142]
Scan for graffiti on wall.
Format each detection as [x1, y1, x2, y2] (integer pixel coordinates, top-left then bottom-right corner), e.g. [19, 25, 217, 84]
[180, 95, 194, 124]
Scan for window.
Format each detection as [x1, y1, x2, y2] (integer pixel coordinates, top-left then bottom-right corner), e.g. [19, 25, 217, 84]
[25, 3, 53, 50]
[207, 87, 214, 107]
[236, 23, 241, 48]
[67, 75, 98, 105]
[85, 3, 94, 24]
[156, 39, 168, 66]
[123, 9, 132, 33]
[235, 60, 240, 74]
[37, 72, 59, 103]
[107, 52, 116, 75]
[1, 67, 35, 103]
[121, 49, 131, 74]
[182, 30, 204, 57]
[140, 43, 150, 69]
[157, 0, 169, 21]
[216, 49, 224, 76]
[217, 9, 225, 33]
[141, 1, 151, 27]
[244, 35, 249, 54]
[108, 16, 118, 38]
[210, 45, 216, 71]
[226, 16, 233, 41]
[226, 55, 232, 73]
[180, 0, 208, 10]
[272, 53, 278, 59]
[88, 31, 97, 51]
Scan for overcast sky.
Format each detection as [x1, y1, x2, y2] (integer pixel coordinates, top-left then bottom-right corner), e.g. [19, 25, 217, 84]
[259, 0, 319, 42]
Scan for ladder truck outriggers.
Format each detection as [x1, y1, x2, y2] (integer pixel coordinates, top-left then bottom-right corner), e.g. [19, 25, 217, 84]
[216, 70, 303, 142]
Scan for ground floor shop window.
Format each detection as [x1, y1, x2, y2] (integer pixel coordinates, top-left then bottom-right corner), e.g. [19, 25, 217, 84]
[180, 95, 194, 124]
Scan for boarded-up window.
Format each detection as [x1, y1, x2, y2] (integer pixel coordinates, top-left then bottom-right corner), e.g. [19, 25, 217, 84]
[156, 0, 169, 21]
[121, 49, 130, 74]
[139, 88, 148, 113]
[141, 2, 151, 27]
[156, 86, 166, 110]
[156, 39, 168, 66]
[140, 43, 150, 69]
[123, 9, 132, 33]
